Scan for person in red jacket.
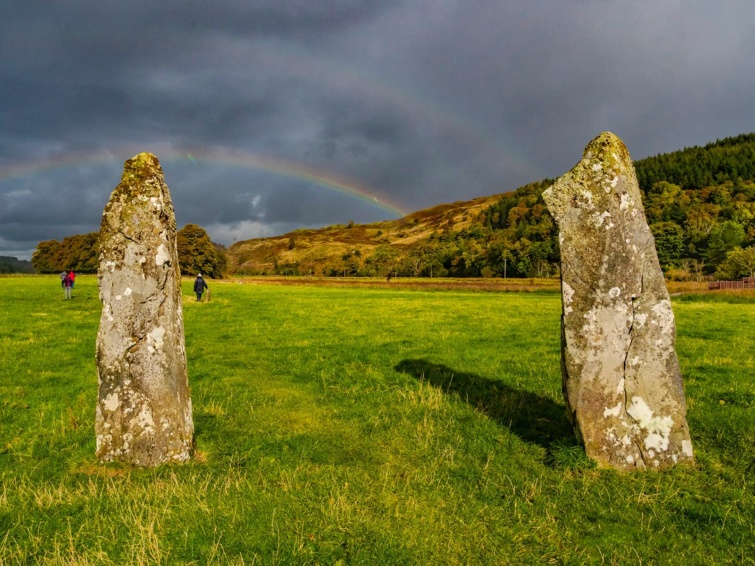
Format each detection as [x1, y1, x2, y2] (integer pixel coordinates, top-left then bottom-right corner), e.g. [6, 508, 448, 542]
[68, 271, 76, 290]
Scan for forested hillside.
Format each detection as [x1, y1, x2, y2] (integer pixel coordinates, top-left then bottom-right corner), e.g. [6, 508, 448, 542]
[635, 133, 755, 191]
[227, 133, 755, 280]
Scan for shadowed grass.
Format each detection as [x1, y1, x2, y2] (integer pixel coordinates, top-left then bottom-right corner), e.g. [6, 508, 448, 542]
[0, 276, 753, 564]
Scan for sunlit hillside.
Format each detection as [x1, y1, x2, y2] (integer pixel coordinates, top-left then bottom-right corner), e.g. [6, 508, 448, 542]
[227, 193, 505, 275]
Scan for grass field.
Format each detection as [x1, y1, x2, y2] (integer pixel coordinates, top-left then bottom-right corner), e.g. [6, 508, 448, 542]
[1, 276, 753, 565]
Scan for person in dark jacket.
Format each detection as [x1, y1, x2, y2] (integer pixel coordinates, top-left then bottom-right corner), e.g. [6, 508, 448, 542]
[194, 274, 208, 301]
[63, 273, 73, 300]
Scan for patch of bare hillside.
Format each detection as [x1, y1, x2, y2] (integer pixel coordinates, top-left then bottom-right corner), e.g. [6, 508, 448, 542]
[227, 193, 506, 274]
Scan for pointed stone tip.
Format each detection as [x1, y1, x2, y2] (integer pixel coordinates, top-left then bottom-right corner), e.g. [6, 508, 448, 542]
[123, 152, 163, 175]
[583, 132, 630, 161]
[128, 152, 160, 164]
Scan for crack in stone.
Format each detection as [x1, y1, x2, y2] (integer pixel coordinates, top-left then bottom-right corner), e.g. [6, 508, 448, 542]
[622, 271, 647, 468]
[119, 229, 140, 246]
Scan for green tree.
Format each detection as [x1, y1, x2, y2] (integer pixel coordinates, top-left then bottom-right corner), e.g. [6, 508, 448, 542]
[650, 222, 684, 269]
[177, 224, 227, 278]
[31, 240, 61, 273]
[715, 246, 755, 279]
[705, 221, 745, 267]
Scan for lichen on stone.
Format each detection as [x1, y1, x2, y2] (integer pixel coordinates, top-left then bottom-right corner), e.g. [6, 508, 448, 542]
[543, 133, 693, 471]
[95, 153, 193, 467]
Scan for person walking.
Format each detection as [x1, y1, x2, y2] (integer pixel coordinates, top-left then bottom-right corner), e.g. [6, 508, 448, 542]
[68, 270, 76, 293]
[60, 271, 67, 288]
[193, 273, 208, 302]
[63, 273, 73, 300]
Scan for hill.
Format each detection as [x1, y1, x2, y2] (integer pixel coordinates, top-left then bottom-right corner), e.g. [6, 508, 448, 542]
[227, 193, 507, 276]
[0, 255, 34, 274]
[227, 133, 755, 280]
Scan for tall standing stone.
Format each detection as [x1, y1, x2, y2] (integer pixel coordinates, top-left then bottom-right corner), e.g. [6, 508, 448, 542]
[543, 133, 693, 470]
[95, 153, 193, 466]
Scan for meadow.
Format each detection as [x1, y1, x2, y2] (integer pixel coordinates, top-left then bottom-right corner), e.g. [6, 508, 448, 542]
[0, 276, 753, 565]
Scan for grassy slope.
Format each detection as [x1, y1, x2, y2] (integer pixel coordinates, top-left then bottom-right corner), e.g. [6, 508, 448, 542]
[0, 276, 753, 564]
[226, 194, 504, 273]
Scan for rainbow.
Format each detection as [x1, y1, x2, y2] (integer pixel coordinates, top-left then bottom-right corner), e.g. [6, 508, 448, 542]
[239, 48, 540, 182]
[0, 146, 408, 218]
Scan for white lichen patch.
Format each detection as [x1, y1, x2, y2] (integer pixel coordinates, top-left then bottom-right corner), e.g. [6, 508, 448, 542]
[124, 287, 132, 296]
[682, 440, 693, 458]
[634, 313, 647, 327]
[603, 402, 622, 418]
[149, 326, 166, 349]
[595, 211, 611, 227]
[626, 396, 674, 452]
[620, 192, 633, 211]
[608, 287, 621, 299]
[103, 392, 120, 412]
[135, 406, 155, 432]
[651, 300, 674, 334]
[562, 281, 575, 315]
[155, 244, 170, 266]
[579, 190, 595, 210]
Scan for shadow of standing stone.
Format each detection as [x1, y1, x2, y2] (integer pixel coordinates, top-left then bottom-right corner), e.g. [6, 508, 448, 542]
[395, 359, 574, 452]
[95, 153, 194, 467]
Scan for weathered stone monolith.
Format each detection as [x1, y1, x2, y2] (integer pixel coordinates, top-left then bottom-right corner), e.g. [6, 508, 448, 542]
[543, 132, 693, 470]
[95, 153, 193, 466]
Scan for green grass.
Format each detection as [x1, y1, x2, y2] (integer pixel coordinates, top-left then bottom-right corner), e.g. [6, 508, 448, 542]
[1, 276, 754, 564]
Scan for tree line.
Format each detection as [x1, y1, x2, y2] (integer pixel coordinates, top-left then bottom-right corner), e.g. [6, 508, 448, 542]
[31, 224, 227, 279]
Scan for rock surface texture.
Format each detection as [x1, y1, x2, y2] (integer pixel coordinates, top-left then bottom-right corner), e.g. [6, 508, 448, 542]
[95, 153, 193, 466]
[543, 133, 693, 470]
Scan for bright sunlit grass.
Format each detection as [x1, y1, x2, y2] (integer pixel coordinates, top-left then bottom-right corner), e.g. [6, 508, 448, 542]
[0, 275, 753, 564]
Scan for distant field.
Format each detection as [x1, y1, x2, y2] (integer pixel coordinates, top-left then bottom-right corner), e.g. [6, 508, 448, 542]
[1, 276, 753, 564]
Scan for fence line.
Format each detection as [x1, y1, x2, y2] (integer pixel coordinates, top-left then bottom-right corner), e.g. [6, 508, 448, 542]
[708, 277, 754, 290]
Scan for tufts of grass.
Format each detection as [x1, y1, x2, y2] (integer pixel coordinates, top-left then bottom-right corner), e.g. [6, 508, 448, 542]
[0, 276, 753, 564]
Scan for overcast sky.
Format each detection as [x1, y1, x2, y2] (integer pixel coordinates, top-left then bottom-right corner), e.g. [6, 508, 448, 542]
[2, 1, 754, 259]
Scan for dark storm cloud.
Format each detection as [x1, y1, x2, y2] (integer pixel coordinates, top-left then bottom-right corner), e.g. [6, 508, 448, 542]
[1, 0, 754, 258]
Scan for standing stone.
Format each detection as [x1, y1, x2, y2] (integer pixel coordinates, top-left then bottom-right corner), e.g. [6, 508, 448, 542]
[543, 133, 693, 470]
[95, 153, 193, 466]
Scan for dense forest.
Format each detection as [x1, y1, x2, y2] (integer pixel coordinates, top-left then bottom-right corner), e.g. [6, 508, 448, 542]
[32, 133, 755, 280]
[374, 134, 755, 280]
[31, 225, 227, 279]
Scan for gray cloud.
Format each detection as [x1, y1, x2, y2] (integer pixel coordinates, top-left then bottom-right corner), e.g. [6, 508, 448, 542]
[1, 0, 754, 259]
